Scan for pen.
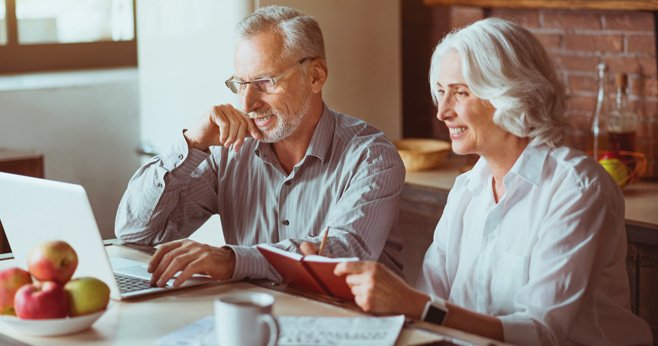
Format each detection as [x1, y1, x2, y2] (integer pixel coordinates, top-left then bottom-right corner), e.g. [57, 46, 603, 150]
[317, 227, 329, 256]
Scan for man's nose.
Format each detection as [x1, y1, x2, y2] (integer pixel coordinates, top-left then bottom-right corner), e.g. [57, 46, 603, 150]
[241, 84, 262, 113]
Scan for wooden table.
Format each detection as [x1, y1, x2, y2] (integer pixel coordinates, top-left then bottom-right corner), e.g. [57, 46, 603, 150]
[0, 245, 505, 346]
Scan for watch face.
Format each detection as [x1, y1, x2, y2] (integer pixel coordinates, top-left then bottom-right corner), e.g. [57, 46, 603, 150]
[425, 305, 447, 325]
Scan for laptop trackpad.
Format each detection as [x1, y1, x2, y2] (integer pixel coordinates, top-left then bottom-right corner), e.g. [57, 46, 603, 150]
[110, 257, 166, 282]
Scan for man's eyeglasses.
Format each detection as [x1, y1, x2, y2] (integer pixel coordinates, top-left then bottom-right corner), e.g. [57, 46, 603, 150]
[224, 57, 315, 95]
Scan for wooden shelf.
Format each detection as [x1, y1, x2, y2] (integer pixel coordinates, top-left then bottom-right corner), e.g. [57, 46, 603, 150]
[0, 148, 44, 178]
[423, 0, 658, 11]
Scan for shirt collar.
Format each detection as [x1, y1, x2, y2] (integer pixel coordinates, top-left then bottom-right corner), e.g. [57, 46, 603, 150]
[304, 104, 334, 163]
[508, 141, 549, 186]
[254, 104, 334, 164]
[466, 156, 490, 194]
[465, 141, 549, 193]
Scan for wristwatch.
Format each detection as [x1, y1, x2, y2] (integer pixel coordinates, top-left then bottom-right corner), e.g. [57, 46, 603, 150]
[421, 298, 448, 325]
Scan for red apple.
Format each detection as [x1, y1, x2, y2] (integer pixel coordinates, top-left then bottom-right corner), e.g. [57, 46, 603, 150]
[27, 240, 78, 284]
[0, 267, 33, 315]
[14, 281, 69, 319]
[65, 277, 110, 316]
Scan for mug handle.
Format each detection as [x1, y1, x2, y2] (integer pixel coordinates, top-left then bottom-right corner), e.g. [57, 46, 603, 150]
[261, 314, 280, 346]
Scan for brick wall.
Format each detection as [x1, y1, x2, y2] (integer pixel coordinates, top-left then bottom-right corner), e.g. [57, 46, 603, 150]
[403, 3, 658, 179]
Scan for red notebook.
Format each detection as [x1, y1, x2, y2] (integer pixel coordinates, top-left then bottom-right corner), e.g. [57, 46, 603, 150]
[256, 244, 358, 301]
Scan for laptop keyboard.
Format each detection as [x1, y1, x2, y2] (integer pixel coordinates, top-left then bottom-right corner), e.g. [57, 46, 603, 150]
[114, 273, 154, 293]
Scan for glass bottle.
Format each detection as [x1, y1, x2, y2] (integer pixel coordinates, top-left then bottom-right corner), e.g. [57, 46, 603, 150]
[590, 63, 610, 161]
[608, 73, 638, 153]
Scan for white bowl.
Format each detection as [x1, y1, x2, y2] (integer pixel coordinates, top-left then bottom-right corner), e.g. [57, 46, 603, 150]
[0, 309, 105, 336]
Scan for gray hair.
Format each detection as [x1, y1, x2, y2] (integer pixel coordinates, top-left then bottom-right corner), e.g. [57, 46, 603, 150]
[236, 5, 325, 62]
[429, 17, 566, 147]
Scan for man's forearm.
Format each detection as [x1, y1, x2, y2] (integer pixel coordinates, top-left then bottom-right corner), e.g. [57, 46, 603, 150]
[115, 162, 172, 244]
[115, 132, 213, 243]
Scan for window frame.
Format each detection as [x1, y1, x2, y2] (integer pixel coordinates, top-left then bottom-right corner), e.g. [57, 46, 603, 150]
[0, 0, 137, 74]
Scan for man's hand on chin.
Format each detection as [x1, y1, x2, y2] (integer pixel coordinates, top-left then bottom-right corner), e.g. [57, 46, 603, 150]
[147, 239, 236, 287]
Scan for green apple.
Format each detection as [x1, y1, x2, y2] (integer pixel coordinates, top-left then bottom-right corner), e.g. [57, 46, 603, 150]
[64, 277, 110, 316]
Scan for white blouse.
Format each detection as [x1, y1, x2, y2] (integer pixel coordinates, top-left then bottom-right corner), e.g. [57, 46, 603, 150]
[416, 143, 652, 345]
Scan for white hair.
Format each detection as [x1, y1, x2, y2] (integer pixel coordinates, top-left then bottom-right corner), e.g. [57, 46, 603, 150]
[236, 5, 325, 62]
[429, 17, 566, 147]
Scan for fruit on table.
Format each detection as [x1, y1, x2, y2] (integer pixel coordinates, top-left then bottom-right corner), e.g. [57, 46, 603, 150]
[27, 240, 78, 284]
[14, 281, 70, 319]
[0, 267, 33, 316]
[65, 277, 110, 316]
[599, 157, 628, 186]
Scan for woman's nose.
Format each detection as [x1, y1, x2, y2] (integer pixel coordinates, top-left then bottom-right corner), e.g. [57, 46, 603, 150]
[436, 96, 454, 121]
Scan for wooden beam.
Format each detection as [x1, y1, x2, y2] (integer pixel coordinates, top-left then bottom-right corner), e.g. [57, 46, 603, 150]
[6, 0, 17, 46]
[0, 41, 137, 74]
[423, 0, 658, 11]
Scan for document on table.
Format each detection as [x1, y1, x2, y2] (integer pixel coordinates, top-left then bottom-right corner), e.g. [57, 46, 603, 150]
[157, 314, 406, 346]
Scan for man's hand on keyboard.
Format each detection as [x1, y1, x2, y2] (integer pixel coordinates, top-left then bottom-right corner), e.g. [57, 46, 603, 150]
[147, 240, 236, 287]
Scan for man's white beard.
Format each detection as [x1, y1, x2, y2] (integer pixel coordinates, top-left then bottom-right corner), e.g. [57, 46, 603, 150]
[257, 97, 311, 143]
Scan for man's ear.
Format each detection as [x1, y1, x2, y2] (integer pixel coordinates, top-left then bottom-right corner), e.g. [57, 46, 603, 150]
[309, 59, 328, 94]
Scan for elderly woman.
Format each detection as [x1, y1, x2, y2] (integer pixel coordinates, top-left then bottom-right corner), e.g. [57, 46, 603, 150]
[329, 18, 652, 345]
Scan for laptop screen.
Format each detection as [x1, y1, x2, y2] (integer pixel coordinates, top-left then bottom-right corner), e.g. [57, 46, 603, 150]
[0, 172, 121, 299]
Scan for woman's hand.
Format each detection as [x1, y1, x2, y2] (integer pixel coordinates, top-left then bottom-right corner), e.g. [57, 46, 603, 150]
[334, 261, 430, 319]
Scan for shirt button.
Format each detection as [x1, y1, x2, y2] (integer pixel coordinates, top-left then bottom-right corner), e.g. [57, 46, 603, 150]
[178, 154, 183, 160]
[157, 182, 163, 188]
[282, 220, 290, 226]
[285, 181, 291, 186]
[255, 149, 260, 157]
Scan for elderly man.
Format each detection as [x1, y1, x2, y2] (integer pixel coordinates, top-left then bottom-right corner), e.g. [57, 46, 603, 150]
[115, 5, 405, 288]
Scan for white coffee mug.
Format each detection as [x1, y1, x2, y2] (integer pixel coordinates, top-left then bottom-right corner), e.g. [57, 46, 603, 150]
[214, 292, 280, 346]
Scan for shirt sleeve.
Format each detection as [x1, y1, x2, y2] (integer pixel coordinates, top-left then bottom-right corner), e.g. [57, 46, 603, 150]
[114, 131, 219, 244]
[499, 174, 626, 346]
[228, 139, 406, 281]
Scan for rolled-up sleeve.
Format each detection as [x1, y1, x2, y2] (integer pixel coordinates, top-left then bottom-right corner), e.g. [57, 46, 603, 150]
[115, 131, 217, 244]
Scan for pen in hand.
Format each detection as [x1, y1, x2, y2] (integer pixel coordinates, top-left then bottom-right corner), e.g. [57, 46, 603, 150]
[317, 227, 329, 256]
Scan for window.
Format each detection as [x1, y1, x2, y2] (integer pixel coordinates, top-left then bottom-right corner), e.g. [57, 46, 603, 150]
[0, 1, 6, 45]
[0, 0, 136, 74]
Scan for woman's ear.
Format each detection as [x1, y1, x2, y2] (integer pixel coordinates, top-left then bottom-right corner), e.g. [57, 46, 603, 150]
[309, 59, 328, 94]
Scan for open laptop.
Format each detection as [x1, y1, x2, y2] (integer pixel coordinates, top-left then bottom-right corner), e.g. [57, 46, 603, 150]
[0, 172, 214, 300]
